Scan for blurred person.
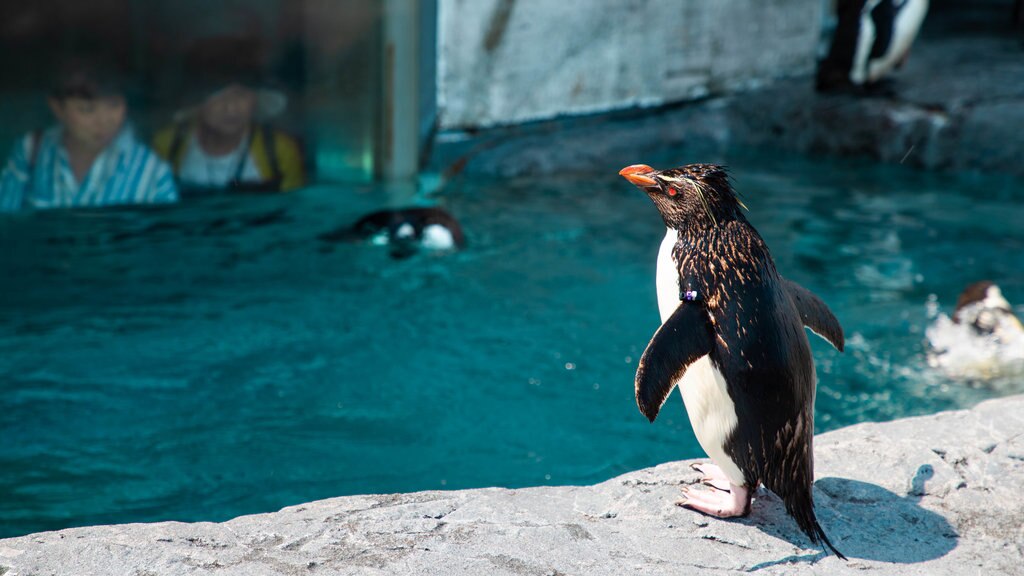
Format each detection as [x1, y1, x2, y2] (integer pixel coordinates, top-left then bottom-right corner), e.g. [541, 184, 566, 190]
[816, 0, 929, 94]
[0, 55, 178, 212]
[153, 37, 305, 194]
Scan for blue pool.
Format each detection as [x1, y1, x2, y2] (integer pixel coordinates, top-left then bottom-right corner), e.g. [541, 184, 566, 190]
[1, 148, 1022, 538]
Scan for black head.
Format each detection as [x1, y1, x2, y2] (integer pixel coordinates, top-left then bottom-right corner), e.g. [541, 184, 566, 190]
[953, 280, 1017, 326]
[955, 281, 998, 313]
[619, 163, 743, 228]
[50, 53, 127, 101]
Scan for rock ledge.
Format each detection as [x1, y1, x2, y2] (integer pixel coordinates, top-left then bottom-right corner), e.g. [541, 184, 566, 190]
[2, 395, 1023, 575]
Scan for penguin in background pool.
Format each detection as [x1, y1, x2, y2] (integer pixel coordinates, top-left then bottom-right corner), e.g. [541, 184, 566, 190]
[619, 163, 847, 558]
[926, 281, 1024, 381]
[817, 0, 929, 94]
[952, 281, 1023, 339]
[319, 207, 465, 259]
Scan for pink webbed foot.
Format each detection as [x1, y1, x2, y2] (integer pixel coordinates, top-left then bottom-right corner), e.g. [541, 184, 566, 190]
[690, 462, 732, 492]
[677, 481, 751, 518]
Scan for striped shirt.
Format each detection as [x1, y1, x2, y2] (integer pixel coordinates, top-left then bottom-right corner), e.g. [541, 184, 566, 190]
[0, 125, 179, 212]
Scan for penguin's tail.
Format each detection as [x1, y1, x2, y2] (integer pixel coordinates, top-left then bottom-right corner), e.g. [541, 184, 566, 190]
[783, 485, 847, 560]
[803, 511, 846, 561]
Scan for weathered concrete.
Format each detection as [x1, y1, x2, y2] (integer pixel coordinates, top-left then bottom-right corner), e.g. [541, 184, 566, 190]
[436, 0, 822, 130]
[2, 395, 1022, 575]
[731, 31, 1024, 175]
[429, 5, 1024, 179]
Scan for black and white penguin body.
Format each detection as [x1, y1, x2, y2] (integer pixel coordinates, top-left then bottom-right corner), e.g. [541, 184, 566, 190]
[817, 0, 929, 92]
[321, 207, 465, 259]
[620, 163, 846, 558]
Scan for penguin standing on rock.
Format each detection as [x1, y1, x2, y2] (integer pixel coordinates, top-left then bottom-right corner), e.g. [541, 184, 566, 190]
[619, 163, 846, 558]
[817, 0, 929, 93]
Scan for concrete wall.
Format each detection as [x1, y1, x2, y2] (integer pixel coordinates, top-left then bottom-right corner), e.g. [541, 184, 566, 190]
[437, 0, 823, 130]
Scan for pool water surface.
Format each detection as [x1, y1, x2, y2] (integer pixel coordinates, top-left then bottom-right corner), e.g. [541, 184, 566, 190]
[1, 149, 1022, 538]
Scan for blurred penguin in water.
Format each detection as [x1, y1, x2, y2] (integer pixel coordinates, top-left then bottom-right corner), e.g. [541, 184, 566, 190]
[817, 0, 929, 94]
[927, 281, 1024, 384]
[320, 207, 465, 259]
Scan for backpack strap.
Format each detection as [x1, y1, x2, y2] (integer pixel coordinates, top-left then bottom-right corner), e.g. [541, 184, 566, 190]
[21, 128, 44, 201]
[260, 123, 281, 185]
[27, 129, 43, 172]
[222, 125, 283, 193]
[167, 121, 188, 172]
[230, 127, 258, 186]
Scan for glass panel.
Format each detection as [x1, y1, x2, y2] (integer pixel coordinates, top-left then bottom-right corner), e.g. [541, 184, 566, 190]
[0, 0, 388, 204]
[292, 0, 383, 182]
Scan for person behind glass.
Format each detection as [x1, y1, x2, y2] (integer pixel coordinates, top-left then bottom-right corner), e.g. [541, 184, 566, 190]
[0, 55, 179, 212]
[153, 39, 305, 194]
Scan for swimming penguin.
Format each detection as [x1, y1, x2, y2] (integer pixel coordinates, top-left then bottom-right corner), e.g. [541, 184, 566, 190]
[926, 281, 1024, 381]
[817, 0, 929, 93]
[319, 207, 465, 259]
[952, 281, 1023, 338]
[619, 163, 846, 558]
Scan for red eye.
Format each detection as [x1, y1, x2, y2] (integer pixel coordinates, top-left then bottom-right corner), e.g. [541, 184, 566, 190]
[668, 188, 677, 196]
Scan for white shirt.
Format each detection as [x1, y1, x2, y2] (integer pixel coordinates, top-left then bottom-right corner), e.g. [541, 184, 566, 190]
[177, 133, 261, 189]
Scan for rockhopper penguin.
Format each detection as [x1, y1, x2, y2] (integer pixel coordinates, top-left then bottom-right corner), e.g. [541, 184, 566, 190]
[619, 163, 846, 558]
[926, 281, 1024, 380]
[952, 281, 1023, 339]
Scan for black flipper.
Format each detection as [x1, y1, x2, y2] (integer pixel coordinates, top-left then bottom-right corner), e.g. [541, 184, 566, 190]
[634, 303, 714, 422]
[783, 279, 845, 352]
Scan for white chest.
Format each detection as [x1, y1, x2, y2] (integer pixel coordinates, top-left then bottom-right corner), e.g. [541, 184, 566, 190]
[680, 356, 744, 485]
[652, 227, 743, 485]
[421, 224, 455, 250]
[656, 228, 680, 324]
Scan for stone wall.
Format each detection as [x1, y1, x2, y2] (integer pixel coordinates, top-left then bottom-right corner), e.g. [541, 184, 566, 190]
[2, 395, 1022, 575]
[427, 24, 1024, 180]
[436, 0, 823, 130]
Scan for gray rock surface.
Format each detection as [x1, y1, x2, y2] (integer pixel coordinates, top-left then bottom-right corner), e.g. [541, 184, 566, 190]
[2, 395, 1022, 575]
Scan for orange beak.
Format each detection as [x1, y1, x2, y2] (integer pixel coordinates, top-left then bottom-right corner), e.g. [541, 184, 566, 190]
[619, 164, 657, 187]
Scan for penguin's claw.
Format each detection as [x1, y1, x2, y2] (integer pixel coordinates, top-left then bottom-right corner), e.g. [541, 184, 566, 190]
[702, 478, 731, 492]
[690, 462, 731, 483]
[677, 483, 750, 518]
[675, 486, 690, 507]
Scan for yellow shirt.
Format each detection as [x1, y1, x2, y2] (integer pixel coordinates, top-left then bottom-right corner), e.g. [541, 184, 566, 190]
[153, 122, 306, 192]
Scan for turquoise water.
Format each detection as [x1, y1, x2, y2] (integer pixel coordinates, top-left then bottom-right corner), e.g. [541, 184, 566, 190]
[1, 149, 1022, 538]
